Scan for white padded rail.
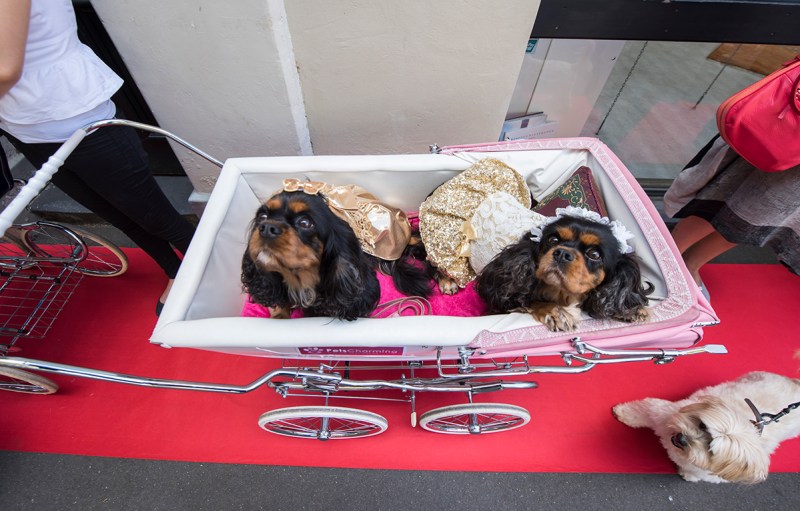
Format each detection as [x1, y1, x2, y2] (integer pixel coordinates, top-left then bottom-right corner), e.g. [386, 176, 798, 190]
[152, 141, 715, 358]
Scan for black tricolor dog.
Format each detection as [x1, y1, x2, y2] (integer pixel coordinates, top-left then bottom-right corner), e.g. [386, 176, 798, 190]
[476, 214, 652, 331]
[241, 189, 431, 321]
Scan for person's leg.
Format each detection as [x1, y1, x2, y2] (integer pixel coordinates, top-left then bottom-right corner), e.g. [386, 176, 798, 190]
[48, 170, 189, 275]
[669, 215, 717, 254]
[5, 128, 196, 311]
[63, 126, 196, 258]
[680, 230, 736, 284]
[5, 131, 192, 278]
[62, 127, 196, 311]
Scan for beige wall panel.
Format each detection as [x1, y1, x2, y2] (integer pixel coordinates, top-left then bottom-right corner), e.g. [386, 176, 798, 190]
[286, 1, 540, 154]
[92, 0, 305, 192]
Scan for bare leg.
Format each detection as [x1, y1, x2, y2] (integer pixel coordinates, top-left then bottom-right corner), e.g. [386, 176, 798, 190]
[159, 279, 174, 305]
[670, 216, 716, 254]
[681, 231, 736, 283]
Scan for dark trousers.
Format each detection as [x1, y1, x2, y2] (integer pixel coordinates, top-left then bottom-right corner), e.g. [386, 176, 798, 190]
[3, 126, 196, 278]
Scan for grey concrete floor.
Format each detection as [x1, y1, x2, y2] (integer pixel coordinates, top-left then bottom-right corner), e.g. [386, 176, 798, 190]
[0, 187, 793, 511]
[1, 452, 799, 511]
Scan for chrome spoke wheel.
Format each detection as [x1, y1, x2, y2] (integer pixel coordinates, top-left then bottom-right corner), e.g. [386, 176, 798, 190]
[0, 231, 35, 270]
[0, 366, 58, 394]
[19, 222, 85, 264]
[57, 227, 128, 277]
[419, 403, 530, 435]
[258, 406, 388, 440]
[21, 224, 127, 276]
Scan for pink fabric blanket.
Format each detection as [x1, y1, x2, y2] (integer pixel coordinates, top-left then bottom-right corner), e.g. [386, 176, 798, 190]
[241, 271, 487, 319]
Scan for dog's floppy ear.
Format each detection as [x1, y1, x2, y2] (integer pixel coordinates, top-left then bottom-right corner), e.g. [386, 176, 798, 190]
[711, 437, 770, 484]
[241, 251, 290, 309]
[583, 254, 652, 321]
[680, 398, 770, 484]
[476, 236, 539, 313]
[311, 217, 380, 321]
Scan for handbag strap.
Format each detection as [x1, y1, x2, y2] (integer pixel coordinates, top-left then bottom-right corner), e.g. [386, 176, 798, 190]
[782, 55, 800, 115]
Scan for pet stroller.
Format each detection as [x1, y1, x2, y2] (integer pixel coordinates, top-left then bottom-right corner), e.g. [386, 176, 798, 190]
[0, 121, 724, 439]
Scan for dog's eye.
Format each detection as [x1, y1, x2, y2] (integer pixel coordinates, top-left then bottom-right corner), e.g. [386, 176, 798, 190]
[296, 216, 314, 229]
[586, 248, 602, 261]
[258, 212, 269, 221]
[546, 234, 559, 245]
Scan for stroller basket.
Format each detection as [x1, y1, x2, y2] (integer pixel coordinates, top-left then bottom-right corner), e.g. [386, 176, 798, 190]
[0, 144, 85, 347]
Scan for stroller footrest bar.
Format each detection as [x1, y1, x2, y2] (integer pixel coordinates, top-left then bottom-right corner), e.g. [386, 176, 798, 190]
[0, 356, 338, 394]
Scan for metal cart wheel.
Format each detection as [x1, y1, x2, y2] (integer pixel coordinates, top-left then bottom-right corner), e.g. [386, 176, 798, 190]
[419, 403, 530, 435]
[0, 366, 58, 394]
[22, 223, 128, 277]
[258, 406, 389, 440]
[54, 226, 127, 277]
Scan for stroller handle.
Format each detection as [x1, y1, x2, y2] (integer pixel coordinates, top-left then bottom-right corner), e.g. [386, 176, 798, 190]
[0, 128, 87, 237]
[0, 119, 223, 237]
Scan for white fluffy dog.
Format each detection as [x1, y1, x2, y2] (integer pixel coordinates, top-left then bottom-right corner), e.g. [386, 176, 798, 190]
[612, 371, 800, 483]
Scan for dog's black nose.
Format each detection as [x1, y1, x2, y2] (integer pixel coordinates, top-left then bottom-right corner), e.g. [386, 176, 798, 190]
[259, 223, 283, 239]
[552, 248, 574, 263]
[671, 433, 688, 449]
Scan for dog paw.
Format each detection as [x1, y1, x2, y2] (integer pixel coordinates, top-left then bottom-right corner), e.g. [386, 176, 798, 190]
[679, 470, 728, 484]
[529, 303, 580, 332]
[436, 274, 460, 295]
[629, 306, 650, 323]
[613, 306, 650, 323]
[679, 471, 702, 483]
[268, 306, 291, 319]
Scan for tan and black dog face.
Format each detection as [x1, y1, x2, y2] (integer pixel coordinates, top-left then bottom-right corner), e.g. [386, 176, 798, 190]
[247, 191, 330, 294]
[534, 217, 618, 300]
[241, 189, 396, 321]
[476, 214, 650, 329]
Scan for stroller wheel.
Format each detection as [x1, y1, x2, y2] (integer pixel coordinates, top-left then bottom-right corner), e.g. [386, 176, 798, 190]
[0, 366, 58, 394]
[21, 224, 128, 277]
[419, 403, 530, 434]
[258, 406, 388, 440]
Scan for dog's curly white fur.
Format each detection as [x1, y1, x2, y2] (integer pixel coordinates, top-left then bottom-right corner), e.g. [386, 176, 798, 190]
[612, 371, 800, 483]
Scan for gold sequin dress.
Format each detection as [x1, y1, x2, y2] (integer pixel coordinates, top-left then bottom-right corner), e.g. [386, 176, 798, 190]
[418, 158, 533, 287]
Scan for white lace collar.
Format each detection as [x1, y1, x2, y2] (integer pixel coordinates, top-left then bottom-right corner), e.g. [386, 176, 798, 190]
[529, 206, 635, 254]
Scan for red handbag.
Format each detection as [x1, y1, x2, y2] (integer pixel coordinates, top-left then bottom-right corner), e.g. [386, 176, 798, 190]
[716, 54, 800, 172]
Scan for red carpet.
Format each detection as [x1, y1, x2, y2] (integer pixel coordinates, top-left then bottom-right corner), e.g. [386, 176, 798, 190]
[1, 250, 799, 473]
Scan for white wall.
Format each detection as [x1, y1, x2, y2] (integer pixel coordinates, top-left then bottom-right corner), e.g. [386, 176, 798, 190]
[286, 0, 541, 154]
[92, 0, 540, 193]
[91, 0, 308, 193]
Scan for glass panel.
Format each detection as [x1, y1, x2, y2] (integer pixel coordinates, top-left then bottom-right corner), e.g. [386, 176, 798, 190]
[506, 40, 800, 181]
